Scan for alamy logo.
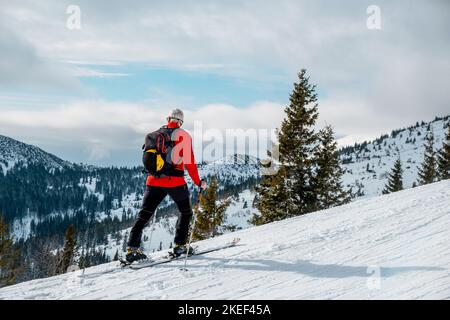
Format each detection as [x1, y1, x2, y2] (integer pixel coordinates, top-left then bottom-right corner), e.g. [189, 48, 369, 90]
[366, 265, 381, 290]
[366, 5, 382, 30]
[66, 5, 81, 30]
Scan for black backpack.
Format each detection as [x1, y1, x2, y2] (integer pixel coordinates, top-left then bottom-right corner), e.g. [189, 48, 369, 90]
[142, 127, 183, 177]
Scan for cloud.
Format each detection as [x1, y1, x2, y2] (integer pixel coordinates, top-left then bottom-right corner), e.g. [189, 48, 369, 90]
[0, 15, 82, 91]
[70, 66, 130, 78]
[187, 102, 285, 131]
[86, 139, 111, 161]
[0, 0, 449, 159]
[0, 1, 389, 77]
[0, 100, 285, 165]
[318, 52, 450, 145]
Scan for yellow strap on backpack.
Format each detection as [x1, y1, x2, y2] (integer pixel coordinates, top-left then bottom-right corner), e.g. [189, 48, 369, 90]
[146, 149, 165, 172]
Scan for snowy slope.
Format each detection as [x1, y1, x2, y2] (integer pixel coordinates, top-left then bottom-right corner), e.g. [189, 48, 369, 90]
[0, 135, 69, 174]
[95, 188, 258, 259]
[2, 180, 449, 300]
[340, 116, 449, 197]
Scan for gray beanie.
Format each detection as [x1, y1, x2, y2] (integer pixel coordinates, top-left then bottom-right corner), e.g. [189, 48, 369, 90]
[167, 108, 184, 123]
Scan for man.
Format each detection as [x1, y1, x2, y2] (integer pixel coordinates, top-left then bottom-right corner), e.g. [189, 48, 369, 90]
[126, 108, 207, 263]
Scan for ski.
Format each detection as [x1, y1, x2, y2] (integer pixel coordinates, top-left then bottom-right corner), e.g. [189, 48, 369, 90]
[120, 237, 241, 270]
[119, 245, 199, 268]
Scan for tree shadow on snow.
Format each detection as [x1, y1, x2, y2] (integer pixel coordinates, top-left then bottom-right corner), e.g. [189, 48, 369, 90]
[177, 256, 445, 279]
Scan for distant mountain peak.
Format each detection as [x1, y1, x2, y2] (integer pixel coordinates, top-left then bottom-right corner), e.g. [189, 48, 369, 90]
[208, 154, 261, 166]
[0, 135, 70, 174]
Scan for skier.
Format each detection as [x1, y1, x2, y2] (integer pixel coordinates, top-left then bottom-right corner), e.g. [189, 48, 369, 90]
[126, 108, 207, 263]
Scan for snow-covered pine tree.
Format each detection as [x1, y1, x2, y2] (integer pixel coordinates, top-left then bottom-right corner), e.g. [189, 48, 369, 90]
[0, 215, 21, 287]
[437, 124, 450, 180]
[251, 165, 291, 225]
[192, 178, 230, 241]
[417, 132, 438, 186]
[382, 157, 404, 194]
[56, 224, 76, 274]
[277, 69, 319, 216]
[312, 125, 352, 209]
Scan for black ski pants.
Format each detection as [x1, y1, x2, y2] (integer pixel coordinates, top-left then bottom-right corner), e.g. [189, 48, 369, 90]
[128, 184, 193, 248]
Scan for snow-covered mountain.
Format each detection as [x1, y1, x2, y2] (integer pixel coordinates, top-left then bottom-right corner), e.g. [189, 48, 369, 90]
[1, 114, 449, 285]
[0, 135, 70, 174]
[340, 116, 449, 197]
[100, 115, 450, 261]
[2, 180, 449, 299]
[0, 132, 261, 242]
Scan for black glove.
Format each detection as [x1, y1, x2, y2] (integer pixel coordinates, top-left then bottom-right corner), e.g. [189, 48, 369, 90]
[199, 179, 207, 191]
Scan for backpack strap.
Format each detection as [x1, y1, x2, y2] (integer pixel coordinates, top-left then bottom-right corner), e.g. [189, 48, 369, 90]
[159, 126, 176, 147]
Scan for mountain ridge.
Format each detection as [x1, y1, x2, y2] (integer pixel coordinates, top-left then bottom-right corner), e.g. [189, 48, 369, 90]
[0, 135, 70, 174]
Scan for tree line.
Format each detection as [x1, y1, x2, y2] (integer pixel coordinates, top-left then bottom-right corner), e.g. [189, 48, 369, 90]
[382, 125, 450, 194]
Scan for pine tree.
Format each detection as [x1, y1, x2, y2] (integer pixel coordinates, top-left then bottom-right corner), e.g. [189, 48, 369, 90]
[312, 126, 352, 209]
[0, 215, 21, 287]
[277, 69, 319, 216]
[253, 69, 341, 226]
[417, 132, 438, 185]
[382, 157, 403, 194]
[56, 224, 76, 274]
[251, 165, 291, 225]
[192, 179, 231, 241]
[437, 124, 450, 180]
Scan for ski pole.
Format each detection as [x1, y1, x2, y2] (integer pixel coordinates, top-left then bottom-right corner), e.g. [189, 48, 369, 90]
[182, 187, 203, 271]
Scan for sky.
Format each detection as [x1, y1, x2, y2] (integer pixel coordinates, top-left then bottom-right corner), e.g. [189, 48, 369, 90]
[0, 0, 449, 166]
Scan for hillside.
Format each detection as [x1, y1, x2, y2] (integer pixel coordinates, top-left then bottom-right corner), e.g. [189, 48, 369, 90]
[340, 116, 449, 196]
[0, 135, 70, 174]
[1, 114, 448, 285]
[2, 180, 449, 299]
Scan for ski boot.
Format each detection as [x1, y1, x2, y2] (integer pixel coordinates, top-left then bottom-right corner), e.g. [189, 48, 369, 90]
[125, 247, 147, 263]
[172, 244, 195, 257]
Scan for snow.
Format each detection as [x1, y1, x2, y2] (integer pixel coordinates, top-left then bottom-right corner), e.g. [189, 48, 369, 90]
[11, 214, 34, 239]
[340, 117, 449, 197]
[2, 180, 449, 300]
[0, 135, 69, 174]
[11, 209, 76, 240]
[222, 189, 257, 231]
[96, 189, 258, 259]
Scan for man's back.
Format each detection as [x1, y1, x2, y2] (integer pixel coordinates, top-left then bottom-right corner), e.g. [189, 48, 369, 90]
[145, 121, 200, 188]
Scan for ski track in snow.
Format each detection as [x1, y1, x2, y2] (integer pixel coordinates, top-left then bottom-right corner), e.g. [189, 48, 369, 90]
[1, 180, 450, 300]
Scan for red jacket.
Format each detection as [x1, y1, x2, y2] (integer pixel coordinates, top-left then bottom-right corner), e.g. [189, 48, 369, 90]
[146, 121, 201, 188]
